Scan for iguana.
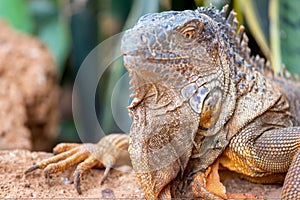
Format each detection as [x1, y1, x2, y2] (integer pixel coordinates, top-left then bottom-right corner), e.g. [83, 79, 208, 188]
[25, 5, 300, 199]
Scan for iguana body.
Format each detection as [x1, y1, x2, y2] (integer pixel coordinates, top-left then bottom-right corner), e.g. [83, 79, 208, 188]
[25, 5, 300, 199]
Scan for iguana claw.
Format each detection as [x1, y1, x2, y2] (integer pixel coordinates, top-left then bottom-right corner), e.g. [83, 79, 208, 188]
[24, 134, 130, 194]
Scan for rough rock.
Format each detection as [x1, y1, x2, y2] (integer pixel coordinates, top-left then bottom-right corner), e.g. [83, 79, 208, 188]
[0, 21, 60, 151]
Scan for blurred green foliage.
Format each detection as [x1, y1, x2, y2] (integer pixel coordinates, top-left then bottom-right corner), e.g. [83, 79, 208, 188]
[0, 0, 299, 143]
[239, 0, 300, 75]
[31, 0, 70, 77]
[0, 0, 33, 33]
[0, 0, 70, 78]
[279, 0, 300, 75]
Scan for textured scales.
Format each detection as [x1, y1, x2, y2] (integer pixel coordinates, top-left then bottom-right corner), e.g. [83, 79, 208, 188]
[25, 5, 300, 199]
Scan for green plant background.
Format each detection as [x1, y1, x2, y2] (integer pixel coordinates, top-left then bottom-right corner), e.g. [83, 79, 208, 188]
[1, 0, 299, 146]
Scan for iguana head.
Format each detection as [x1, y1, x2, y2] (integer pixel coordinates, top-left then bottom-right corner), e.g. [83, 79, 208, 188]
[121, 5, 242, 131]
[122, 8, 228, 93]
[121, 5, 242, 198]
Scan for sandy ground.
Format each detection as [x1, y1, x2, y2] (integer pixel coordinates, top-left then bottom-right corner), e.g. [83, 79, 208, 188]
[0, 149, 282, 198]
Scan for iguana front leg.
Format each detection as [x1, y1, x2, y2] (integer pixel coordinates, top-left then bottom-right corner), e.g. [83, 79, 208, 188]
[24, 134, 130, 194]
[220, 125, 300, 199]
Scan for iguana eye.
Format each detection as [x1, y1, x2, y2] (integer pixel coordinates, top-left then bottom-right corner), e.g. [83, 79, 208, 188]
[176, 21, 200, 40]
[184, 30, 194, 39]
[181, 26, 196, 39]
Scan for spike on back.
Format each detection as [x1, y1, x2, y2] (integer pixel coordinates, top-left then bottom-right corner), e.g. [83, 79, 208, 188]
[259, 58, 265, 69]
[220, 6, 274, 77]
[294, 73, 299, 81]
[220, 5, 229, 18]
[236, 26, 245, 44]
[282, 66, 292, 79]
[226, 11, 236, 25]
[197, 5, 275, 77]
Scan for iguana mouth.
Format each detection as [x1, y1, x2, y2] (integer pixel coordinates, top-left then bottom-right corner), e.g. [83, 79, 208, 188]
[147, 52, 188, 61]
[123, 53, 191, 78]
[147, 56, 189, 66]
[124, 51, 188, 63]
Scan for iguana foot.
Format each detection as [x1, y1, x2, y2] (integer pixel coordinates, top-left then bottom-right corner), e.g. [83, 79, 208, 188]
[24, 134, 130, 194]
[191, 160, 258, 199]
[25, 143, 105, 194]
[190, 160, 226, 199]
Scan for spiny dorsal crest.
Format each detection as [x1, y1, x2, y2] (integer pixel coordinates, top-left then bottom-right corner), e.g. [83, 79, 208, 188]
[197, 5, 274, 77]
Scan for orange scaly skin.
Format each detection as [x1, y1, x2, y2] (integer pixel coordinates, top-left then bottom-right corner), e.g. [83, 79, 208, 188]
[26, 5, 300, 199]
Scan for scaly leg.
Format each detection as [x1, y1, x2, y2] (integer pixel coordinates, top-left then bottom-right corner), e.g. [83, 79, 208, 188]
[220, 125, 300, 199]
[25, 134, 130, 194]
[281, 148, 300, 199]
